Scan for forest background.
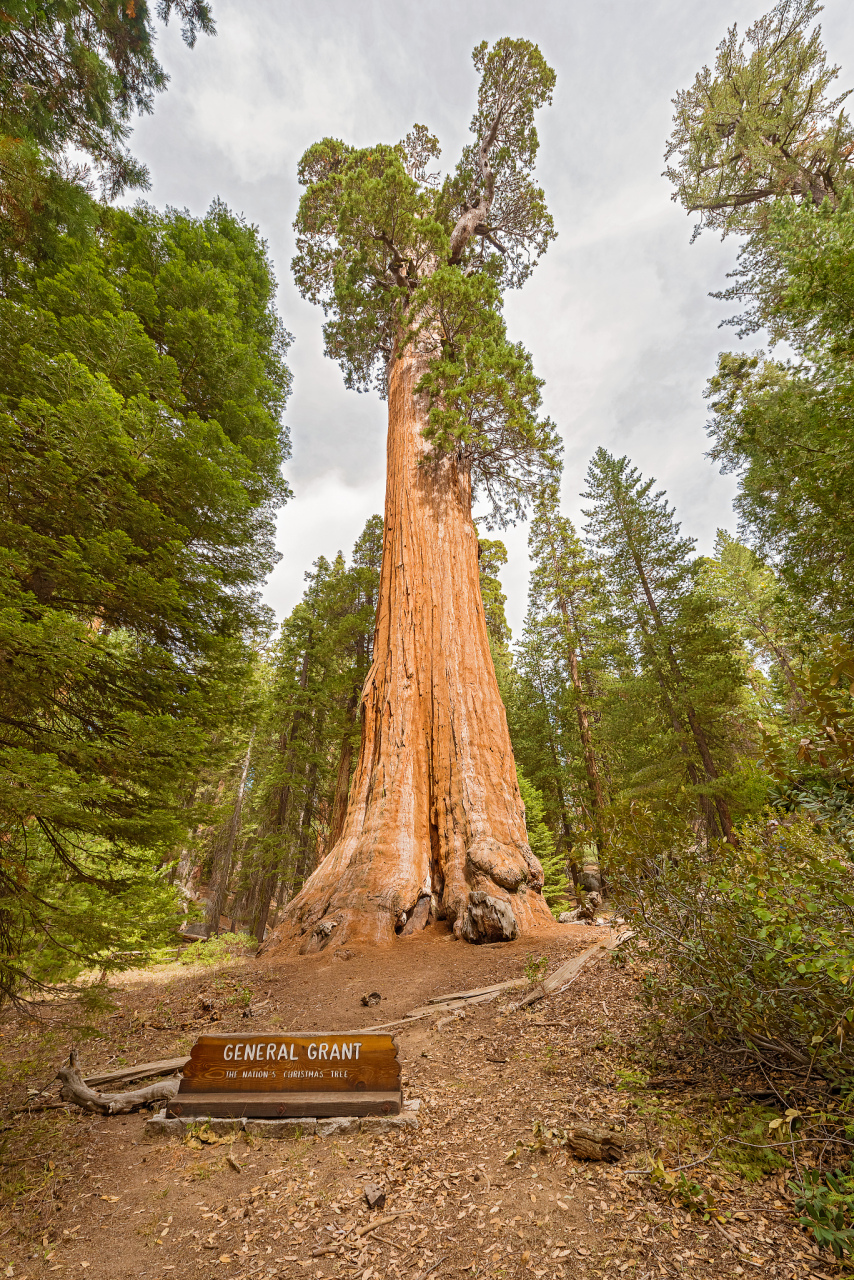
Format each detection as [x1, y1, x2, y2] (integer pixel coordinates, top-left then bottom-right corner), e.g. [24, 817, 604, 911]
[3, 0, 854, 1100]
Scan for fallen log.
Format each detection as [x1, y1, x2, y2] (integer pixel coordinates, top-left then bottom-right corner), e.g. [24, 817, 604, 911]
[427, 976, 529, 1004]
[512, 942, 606, 1010]
[511, 930, 635, 1012]
[83, 1056, 190, 1088]
[564, 1124, 628, 1162]
[57, 1050, 180, 1115]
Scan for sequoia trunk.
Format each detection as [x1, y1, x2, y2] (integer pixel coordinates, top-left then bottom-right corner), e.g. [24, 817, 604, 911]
[263, 343, 554, 953]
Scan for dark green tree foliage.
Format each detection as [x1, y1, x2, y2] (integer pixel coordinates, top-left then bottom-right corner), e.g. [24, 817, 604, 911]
[583, 449, 749, 841]
[665, 0, 853, 239]
[706, 194, 854, 636]
[0, 1, 215, 198]
[478, 535, 512, 686]
[231, 517, 383, 941]
[0, 199, 292, 998]
[525, 480, 607, 839]
[291, 39, 559, 526]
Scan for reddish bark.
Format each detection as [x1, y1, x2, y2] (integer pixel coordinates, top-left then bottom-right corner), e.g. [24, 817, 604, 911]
[263, 344, 555, 954]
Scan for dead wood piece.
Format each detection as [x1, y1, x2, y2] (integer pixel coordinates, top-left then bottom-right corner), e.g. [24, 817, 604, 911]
[565, 1124, 627, 1163]
[513, 942, 605, 1010]
[354, 1210, 414, 1238]
[428, 976, 529, 1004]
[417, 1256, 447, 1280]
[83, 1056, 190, 1088]
[408, 991, 497, 1018]
[57, 1049, 180, 1115]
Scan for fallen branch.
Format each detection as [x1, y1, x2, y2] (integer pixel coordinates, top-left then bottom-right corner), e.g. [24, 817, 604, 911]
[355, 1210, 416, 1238]
[512, 942, 606, 1011]
[83, 1056, 190, 1088]
[57, 1049, 180, 1115]
[418, 1257, 447, 1280]
[428, 977, 529, 1004]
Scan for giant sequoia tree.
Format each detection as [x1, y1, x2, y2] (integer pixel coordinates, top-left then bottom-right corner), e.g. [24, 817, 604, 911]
[269, 39, 559, 952]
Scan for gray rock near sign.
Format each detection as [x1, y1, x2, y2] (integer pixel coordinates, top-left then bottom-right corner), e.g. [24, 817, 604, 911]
[244, 1118, 316, 1138]
[143, 1099, 421, 1141]
[360, 1111, 418, 1134]
[315, 1116, 360, 1138]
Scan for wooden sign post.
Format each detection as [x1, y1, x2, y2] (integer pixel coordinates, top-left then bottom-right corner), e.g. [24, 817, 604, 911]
[165, 1033, 401, 1119]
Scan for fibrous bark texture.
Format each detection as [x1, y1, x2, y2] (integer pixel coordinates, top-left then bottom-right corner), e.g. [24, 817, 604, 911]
[263, 346, 555, 954]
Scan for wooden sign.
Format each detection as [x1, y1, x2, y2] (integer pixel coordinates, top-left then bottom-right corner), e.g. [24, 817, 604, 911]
[165, 1033, 401, 1119]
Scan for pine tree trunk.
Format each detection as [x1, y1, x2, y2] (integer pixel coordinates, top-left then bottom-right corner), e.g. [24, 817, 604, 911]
[329, 691, 358, 847]
[264, 343, 554, 954]
[204, 732, 254, 936]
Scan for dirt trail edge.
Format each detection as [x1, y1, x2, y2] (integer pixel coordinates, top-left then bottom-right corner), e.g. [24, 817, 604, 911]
[0, 924, 821, 1280]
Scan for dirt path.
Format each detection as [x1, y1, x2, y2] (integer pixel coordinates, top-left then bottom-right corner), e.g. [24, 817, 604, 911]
[0, 924, 828, 1280]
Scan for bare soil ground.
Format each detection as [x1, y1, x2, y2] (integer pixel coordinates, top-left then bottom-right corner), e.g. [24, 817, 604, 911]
[0, 922, 837, 1280]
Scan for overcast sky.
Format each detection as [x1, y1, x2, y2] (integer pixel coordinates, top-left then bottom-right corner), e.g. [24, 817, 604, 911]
[131, 0, 854, 635]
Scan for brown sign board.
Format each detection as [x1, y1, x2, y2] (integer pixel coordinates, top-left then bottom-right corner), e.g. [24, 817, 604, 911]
[165, 1033, 401, 1119]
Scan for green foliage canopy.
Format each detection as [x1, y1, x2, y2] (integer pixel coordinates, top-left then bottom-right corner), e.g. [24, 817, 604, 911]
[291, 38, 559, 527]
[0, 199, 291, 999]
[0, 0, 215, 199]
[707, 194, 854, 635]
[665, 0, 854, 239]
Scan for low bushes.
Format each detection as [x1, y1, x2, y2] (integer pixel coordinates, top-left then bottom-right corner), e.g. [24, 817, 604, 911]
[615, 811, 854, 1079]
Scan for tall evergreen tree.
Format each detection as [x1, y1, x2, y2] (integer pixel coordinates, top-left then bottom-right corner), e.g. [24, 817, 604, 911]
[665, 0, 853, 239]
[583, 450, 747, 841]
[276, 38, 560, 951]
[0, 200, 291, 999]
[526, 479, 607, 846]
[235, 517, 383, 942]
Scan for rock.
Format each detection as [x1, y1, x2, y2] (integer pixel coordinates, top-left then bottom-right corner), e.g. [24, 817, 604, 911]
[244, 1118, 316, 1138]
[196, 1118, 245, 1136]
[363, 1183, 386, 1210]
[459, 892, 518, 943]
[360, 1111, 419, 1134]
[142, 1112, 245, 1139]
[400, 893, 431, 936]
[315, 1116, 360, 1138]
[142, 1112, 182, 1140]
[360, 991, 381, 1007]
[579, 865, 601, 893]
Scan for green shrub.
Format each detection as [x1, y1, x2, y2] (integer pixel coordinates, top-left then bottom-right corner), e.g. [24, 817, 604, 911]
[793, 1163, 854, 1259]
[517, 768, 572, 917]
[615, 811, 854, 1078]
[178, 932, 256, 967]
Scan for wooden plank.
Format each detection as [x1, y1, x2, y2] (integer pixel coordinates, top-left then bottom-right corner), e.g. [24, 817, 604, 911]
[83, 1057, 190, 1088]
[165, 1089, 402, 1119]
[177, 1033, 400, 1096]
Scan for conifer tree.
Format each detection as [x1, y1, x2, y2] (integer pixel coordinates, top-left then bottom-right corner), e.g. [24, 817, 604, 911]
[527, 479, 607, 846]
[272, 39, 560, 951]
[0, 200, 291, 999]
[228, 518, 383, 942]
[665, 0, 853, 239]
[583, 450, 746, 841]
